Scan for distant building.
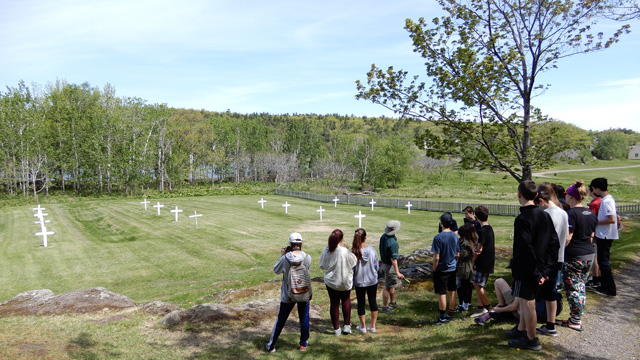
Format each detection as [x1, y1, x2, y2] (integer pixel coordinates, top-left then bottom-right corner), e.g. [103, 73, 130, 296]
[629, 144, 640, 160]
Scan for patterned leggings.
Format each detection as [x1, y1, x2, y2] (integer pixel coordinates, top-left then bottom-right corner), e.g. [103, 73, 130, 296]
[562, 259, 592, 323]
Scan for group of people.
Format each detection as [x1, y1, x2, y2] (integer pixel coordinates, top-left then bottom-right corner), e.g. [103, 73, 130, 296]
[264, 177, 619, 353]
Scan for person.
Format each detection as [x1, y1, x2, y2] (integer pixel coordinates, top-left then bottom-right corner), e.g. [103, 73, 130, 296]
[470, 205, 495, 318]
[475, 278, 520, 325]
[535, 182, 568, 337]
[507, 180, 559, 351]
[562, 180, 598, 331]
[455, 222, 476, 312]
[586, 186, 602, 288]
[552, 183, 571, 211]
[266, 232, 312, 352]
[589, 177, 618, 297]
[431, 212, 460, 324]
[319, 229, 358, 336]
[379, 220, 405, 313]
[351, 228, 379, 334]
[462, 206, 481, 233]
[437, 211, 459, 233]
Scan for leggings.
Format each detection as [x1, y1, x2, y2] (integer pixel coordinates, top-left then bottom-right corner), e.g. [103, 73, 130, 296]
[562, 259, 592, 323]
[355, 285, 378, 315]
[326, 285, 351, 330]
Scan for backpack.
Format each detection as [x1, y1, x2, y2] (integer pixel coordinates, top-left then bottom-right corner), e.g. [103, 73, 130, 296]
[287, 254, 312, 302]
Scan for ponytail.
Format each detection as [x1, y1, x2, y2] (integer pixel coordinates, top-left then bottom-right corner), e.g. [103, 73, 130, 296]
[352, 228, 367, 260]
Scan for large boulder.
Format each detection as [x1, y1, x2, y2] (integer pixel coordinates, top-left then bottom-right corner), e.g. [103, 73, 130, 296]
[0, 287, 137, 315]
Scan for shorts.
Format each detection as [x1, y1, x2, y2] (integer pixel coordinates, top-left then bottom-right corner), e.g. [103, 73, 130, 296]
[434, 270, 457, 295]
[512, 279, 538, 301]
[471, 271, 490, 287]
[381, 263, 399, 288]
[538, 272, 558, 301]
[500, 286, 515, 305]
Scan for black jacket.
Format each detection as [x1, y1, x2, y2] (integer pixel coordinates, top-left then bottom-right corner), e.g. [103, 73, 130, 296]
[511, 205, 560, 282]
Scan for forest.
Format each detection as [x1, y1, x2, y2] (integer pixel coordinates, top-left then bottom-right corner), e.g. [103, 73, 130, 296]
[1, 80, 638, 199]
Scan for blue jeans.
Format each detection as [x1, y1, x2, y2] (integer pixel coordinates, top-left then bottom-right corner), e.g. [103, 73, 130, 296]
[266, 301, 309, 351]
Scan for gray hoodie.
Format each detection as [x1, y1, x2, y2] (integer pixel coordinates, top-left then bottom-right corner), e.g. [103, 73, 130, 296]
[353, 245, 379, 287]
[273, 250, 312, 303]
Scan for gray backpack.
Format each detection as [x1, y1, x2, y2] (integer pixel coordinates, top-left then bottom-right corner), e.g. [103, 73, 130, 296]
[287, 255, 312, 302]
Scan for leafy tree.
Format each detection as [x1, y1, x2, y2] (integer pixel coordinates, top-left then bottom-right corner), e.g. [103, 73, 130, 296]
[593, 131, 630, 159]
[356, 0, 630, 182]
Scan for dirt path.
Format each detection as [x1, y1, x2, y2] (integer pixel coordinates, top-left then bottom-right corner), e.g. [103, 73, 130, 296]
[552, 256, 640, 359]
[533, 165, 640, 178]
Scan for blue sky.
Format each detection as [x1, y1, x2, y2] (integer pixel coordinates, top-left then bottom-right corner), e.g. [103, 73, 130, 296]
[1, 0, 639, 132]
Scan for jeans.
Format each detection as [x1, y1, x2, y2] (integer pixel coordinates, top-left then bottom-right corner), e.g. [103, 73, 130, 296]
[266, 301, 309, 351]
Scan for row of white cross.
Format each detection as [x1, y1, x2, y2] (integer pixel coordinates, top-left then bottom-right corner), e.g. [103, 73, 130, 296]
[140, 199, 203, 228]
[33, 204, 54, 248]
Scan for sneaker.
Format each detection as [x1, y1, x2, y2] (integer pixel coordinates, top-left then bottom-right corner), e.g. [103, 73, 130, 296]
[444, 313, 453, 321]
[474, 317, 487, 326]
[342, 324, 352, 334]
[505, 325, 527, 339]
[266, 347, 276, 353]
[508, 336, 542, 351]
[389, 302, 401, 309]
[356, 325, 367, 334]
[380, 306, 393, 314]
[299, 345, 307, 351]
[436, 317, 450, 325]
[536, 325, 558, 337]
[333, 328, 341, 336]
[366, 326, 377, 334]
[592, 287, 616, 296]
[470, 308, 488, 318]
[454, 305, 465, 312]
[585, 280, 600, 288]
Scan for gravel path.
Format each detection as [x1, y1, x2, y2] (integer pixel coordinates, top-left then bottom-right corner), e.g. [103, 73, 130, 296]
[552, 256, 640, 359]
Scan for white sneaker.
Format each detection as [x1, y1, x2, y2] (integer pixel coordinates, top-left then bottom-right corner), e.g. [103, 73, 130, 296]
[366, 326, 377, 334]
[333, 328, 341, 336]
[342, 324, 352, 334]
[356, 325, 367, 334]
[470, 308, 488, 318]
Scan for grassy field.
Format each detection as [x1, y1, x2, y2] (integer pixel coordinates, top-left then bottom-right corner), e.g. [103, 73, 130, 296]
[0, 162, 639, 359]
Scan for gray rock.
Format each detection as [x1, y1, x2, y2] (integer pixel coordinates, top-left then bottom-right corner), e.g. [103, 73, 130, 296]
[140, 301, 182, 316]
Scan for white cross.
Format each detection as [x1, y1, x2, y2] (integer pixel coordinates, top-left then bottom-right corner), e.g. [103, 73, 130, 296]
[35, 226, 54, 248]
[33, 209, 47, 218]
[34, 218, 50, 226]
[405, 201, 413, 214]
[141, 198, 151, 211]
[258, 198, 267, 209]
[189, 211, 203, 229]
[32, 205, 45, 212]
[317, 206, 325, 220]
[153, 202, 165, 216]
[369, 199, 376, 211]
[355, 211, 366, 228]
[282, 201, 291, 214]
[333, 197, 340, 207]
[170, 206, 183, 222]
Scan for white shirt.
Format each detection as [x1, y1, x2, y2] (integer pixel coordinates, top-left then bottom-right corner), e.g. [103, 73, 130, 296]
[596, 194, 619, 240]
[545, 206, 569, 262]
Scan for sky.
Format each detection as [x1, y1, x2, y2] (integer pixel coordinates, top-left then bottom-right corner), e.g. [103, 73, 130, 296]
[1, 0, 639, 132]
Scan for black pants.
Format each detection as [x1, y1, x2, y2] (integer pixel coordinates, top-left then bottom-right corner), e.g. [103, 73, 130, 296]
[457, 277, 472, 304]
[596, 237, 617, 295]
[355, 285, 379, 315]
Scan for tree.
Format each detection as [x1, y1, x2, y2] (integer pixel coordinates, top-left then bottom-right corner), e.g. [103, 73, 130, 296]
[356, 0, 630, 182]
[592, 131, 629, 159]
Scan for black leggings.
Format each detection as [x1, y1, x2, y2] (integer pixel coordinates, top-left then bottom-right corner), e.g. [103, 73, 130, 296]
[355, 285, 379, 316]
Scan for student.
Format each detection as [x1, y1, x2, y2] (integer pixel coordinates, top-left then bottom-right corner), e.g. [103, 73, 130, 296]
[462, 206, 481, 233]
[475, 278, 520, 325]
[507, 180, 558, 351]
[432, 213, 460, 324]
[319, 229, 358, 336]
[266, 233, 312, 352]
[379, 220, 405, 313]
[470, 206, 495, 318]
[438, 211, 459, 233]
[352, 228, 379, 334]
[455, 223, 476, 312]
[535, 182, 568, 337]
[562, 180, 598, 331]
[589, 177, 618, 297]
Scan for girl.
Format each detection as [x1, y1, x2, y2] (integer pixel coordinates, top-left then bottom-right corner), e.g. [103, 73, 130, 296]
[352, 228, 379, 334]
[319, 229, 358, 336]
[456, 222, 476, 312]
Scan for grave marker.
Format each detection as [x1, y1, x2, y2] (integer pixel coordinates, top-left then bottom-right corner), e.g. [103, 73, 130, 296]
[153, 202, 165, 216]
[282, 201, 291, 214]
[189, 211, 203, 229]
[369, 199, 376, 211]
[333, 197, 340, 207]
[170, 206, 183, 222]
[32, 205, 45, 212]
[35, 226, 54, 248]
[317, 206, 325, 220]
[405, 201, 413, 214]
[258, 198, 267, 209]
[355, 211, 366, 228]
[140, 198, 151, 211]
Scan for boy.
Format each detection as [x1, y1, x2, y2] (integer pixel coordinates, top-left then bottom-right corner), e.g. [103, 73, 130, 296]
[432, 213, 460, 324]
[462, 206, 481, 233]
[470, 206, 495, 318]
[589, 177, 618, 296]
[507, 180, 558, 351]
[380, 220, 405, 313]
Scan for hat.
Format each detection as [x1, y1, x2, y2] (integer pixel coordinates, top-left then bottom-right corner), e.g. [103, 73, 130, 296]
[440, 212, 453, 228]
[288, 232, 303, 244]
[384, 220, 401, 236]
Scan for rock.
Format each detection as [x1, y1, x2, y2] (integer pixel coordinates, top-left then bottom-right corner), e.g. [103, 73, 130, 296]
[140, 301, 182, 316]
[160, 298, 323, 327]
[0, 287, 136, 315]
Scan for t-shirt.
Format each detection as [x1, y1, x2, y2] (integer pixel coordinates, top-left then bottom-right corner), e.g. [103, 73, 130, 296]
[545, 206, 568, 263]
[596, 195, 618, 240]
[438, 219, 459, 233]
[379, 233, 399, 265]
[431, 231, 459, 272]
[565, 207, 597, 260]
[475, 225, 495, 274]
[589, 196, 601, 215]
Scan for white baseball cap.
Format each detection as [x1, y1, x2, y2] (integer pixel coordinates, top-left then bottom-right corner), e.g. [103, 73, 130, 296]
[288, 232, 303, 244]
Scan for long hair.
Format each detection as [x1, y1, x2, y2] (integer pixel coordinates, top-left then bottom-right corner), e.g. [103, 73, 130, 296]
[352, 228, 367, 260]
[328, 229, 343, 253]
[537, 182, 561, 207]
[458, 223, 477, 249]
